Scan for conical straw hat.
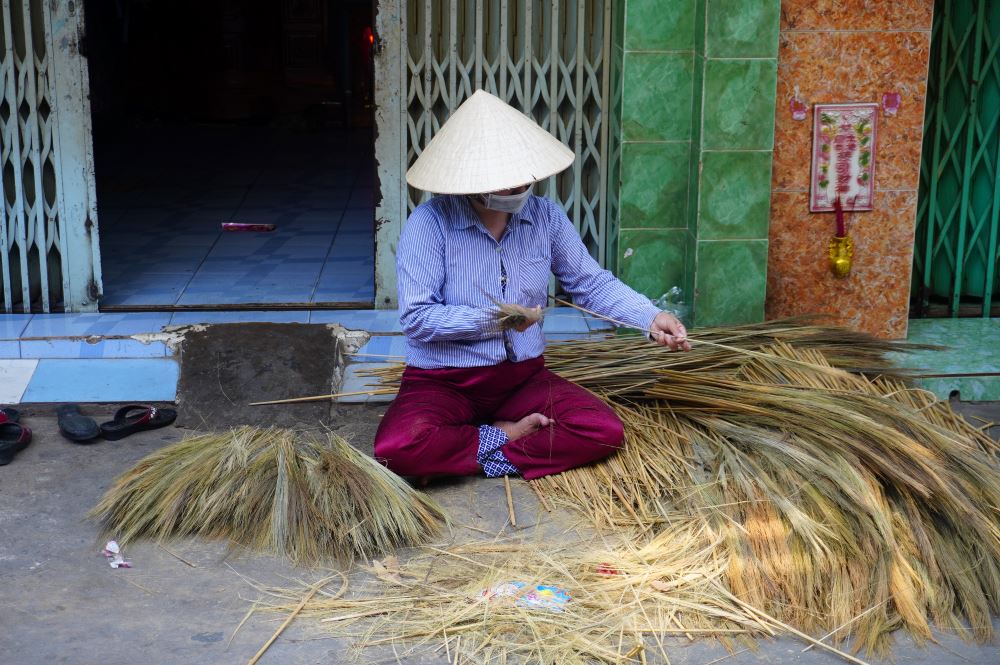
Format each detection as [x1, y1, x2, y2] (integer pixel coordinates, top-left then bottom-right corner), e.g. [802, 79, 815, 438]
[405, 89, 575, 194]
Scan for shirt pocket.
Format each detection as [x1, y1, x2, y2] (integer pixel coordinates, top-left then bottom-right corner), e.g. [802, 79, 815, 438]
[517, 255, 551, 307]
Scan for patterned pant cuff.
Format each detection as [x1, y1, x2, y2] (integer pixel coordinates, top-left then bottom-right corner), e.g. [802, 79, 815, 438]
[477, 424, 509, 464]
[482, 448, 520, 478]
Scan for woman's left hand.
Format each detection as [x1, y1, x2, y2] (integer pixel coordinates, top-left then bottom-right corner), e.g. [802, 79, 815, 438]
[649, 312, 691, 351]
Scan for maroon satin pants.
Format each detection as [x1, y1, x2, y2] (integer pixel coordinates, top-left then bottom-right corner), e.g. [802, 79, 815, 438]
[372, 356, 624, 480]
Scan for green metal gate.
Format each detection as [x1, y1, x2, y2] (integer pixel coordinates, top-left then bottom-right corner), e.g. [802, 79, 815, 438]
[915, 0, 1000, 318]
[374, 0, 612, 308]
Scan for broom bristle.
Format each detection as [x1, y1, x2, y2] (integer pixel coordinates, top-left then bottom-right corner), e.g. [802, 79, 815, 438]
[362, 320, 1000, 655]
[489, 301, 546, 330]
[89, 427, 446, 563]
[535, 342, 1000, 654]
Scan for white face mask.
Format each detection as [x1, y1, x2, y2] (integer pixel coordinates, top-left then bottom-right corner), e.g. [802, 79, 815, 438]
[477, 186, 532, 214]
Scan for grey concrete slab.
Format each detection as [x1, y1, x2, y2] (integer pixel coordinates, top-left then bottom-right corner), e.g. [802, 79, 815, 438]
[1, 409, 999, 664]
[174, 322, 357, 430]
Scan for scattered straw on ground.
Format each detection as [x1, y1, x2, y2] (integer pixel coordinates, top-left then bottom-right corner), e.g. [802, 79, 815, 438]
[253, 521, 790, 664]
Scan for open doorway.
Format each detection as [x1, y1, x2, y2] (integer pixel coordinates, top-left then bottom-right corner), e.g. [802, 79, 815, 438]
[85, 0, 375, 310]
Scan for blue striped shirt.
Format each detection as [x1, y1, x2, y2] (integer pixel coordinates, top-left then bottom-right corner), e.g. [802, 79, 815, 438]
[397, 194, 662, 369]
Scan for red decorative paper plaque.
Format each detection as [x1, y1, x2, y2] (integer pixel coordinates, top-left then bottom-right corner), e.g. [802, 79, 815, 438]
[810, 103, 878, 212]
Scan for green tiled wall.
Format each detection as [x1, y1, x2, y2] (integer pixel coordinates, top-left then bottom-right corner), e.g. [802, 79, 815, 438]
[705, 0, 780, 59]
[618, 229, 688, 299]
[620, 142, 690, 228]
[698, 151, 772, 239]
[625, 0, 696, 51]
[612, 0, 697, 305]
[611, 0, 780, 328]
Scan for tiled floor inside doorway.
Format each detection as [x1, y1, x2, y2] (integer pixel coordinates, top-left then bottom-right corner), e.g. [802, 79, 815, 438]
[96, 124, 375, 307]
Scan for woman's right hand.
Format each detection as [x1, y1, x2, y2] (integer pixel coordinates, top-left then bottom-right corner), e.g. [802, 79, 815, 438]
[512, 305, 543, 332]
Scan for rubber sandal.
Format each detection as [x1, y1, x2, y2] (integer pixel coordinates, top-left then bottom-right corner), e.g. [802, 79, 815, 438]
[99, 405, 177, 441]
[0, 407, 20, 424]
[57, 404, 100, 443]
[0, 423, 32, 466]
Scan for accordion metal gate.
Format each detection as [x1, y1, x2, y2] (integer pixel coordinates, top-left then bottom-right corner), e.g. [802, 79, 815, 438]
[0, 0, 101, 313]
[915, 0, 1000, 318]
[374, 0, 613, 307]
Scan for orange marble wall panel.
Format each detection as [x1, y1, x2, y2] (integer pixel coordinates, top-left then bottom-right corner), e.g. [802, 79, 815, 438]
[766, 191, 917, 338]
[766, 1, 933, 338]
[781, 0, 933, 31]
[772, 30, 931, 192]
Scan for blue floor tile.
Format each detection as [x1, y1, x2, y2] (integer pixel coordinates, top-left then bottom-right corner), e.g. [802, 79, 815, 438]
[0, 359, 38, 402]
[309, 310, 402, 332]
[0, 340, 20, 358]
[175, 187, 249, 209]
[897, 318, 1000, 400]
[545, 332, 598, 343]
[22, 312, 172, 338]
[584, 315, 615, 331]
[542, 308, 590, 334]
[338, 362, 396, 403]
[205, 236, 335, 260]
[314, 282, 375, 302]
[168, 311, 312, 325]
[0, 313, 32, 339]
[19, 337, 168, 359]
[349, 335, 408, 360]
[178, 289, 318, 305]
[103, 258, 204, 275]
[101, 274, 194, 307]
[21, 358, 179, 403]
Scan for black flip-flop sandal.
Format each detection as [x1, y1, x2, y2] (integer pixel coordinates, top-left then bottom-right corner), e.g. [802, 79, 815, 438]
[0, 423, 32, 465]
[0, 407, 20, 424]
[57, 405, 100, 443]
[99, 405, 177, 441]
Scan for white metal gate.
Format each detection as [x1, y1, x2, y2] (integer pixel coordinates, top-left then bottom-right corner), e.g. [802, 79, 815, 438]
[375, 0, 612, 307]
[1, 0, 101, 313]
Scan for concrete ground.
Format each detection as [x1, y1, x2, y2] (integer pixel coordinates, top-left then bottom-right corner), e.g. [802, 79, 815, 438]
[2, 402, 999, 665]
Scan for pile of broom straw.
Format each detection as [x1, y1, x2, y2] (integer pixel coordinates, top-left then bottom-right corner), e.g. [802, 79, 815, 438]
[90, 427, 446, 563]
[342, 319, 1000, 657]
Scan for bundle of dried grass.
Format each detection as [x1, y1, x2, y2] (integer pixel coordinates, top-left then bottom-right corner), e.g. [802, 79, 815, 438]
[490, 300, 546, 330]
[89, 427, 445, 563]
[536, 344, 1000, 653]
[254, 520, 853, 665]
[361, 321, 1000, 654]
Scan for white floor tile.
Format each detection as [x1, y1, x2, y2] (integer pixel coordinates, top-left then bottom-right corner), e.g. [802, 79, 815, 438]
[0, 359, 39, 403]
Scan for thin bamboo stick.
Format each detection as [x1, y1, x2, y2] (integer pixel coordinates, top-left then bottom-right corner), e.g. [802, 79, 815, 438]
[722, 590, 871, 665]
[527, 480, 552, 512]
[504, 475, 517, 527]
[159, 544, 197, 568]
[247, 575, 338, 665]
[249, 388, 397, 406]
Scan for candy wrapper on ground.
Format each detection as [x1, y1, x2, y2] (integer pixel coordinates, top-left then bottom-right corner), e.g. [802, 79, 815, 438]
[482, 582, 570, 612]
[102, 540, 132, 569]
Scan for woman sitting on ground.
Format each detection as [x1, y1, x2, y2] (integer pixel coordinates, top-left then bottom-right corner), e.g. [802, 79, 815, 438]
[374, 90, 689, 481]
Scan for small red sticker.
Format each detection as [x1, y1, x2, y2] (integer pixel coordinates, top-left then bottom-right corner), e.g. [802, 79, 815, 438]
[882, 92, 901, 117]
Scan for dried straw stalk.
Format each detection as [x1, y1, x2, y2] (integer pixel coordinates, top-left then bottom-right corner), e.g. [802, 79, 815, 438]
[90, 427, 446, 563]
